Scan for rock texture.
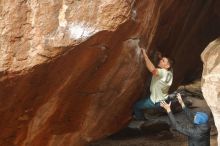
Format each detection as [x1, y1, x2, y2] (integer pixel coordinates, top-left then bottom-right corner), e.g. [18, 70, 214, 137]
[0, 0, 220, 146]
[201, 38, 220, 146]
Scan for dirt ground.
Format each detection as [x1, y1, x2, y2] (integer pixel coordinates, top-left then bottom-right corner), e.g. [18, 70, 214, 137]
[90, 135, 217, 146]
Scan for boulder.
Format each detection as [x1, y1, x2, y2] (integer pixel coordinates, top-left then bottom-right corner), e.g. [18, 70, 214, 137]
[0, 0, 220, 146]
[201, 38, 220, 145]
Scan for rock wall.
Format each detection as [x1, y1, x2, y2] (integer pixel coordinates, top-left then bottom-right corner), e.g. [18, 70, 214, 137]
[0, 0, 220, 146]
[201, 38, 220, 146]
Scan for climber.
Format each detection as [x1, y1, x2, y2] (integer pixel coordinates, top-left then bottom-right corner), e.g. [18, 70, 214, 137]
[160, 93, 211, 146]
[133, 48, 174, 120]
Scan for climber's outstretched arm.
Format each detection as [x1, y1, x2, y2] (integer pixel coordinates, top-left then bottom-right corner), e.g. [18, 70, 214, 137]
[141, 48, 157, 75]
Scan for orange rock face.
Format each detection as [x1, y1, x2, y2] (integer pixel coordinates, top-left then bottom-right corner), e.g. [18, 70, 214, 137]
[0, 0, 220, 146]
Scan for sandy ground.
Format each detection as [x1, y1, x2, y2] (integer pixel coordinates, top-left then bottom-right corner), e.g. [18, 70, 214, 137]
[89, 94, 218, 146]
[89, 135, 217, 146]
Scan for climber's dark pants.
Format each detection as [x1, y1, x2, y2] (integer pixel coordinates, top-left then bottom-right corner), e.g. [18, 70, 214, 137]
[133, 96, 175, 120]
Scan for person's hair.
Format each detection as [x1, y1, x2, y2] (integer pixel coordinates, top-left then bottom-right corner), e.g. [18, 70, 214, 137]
[166, 57, 174, 71]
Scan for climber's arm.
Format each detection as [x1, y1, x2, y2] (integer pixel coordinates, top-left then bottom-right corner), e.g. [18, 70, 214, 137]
[141, 48, 157, 75]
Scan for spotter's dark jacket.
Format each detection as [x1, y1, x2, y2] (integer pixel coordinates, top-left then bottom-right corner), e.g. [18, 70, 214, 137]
[168, 107, 211, 146]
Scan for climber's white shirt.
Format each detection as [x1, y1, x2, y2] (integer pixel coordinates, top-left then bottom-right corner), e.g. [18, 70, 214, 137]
[150, 68, 173, 103]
